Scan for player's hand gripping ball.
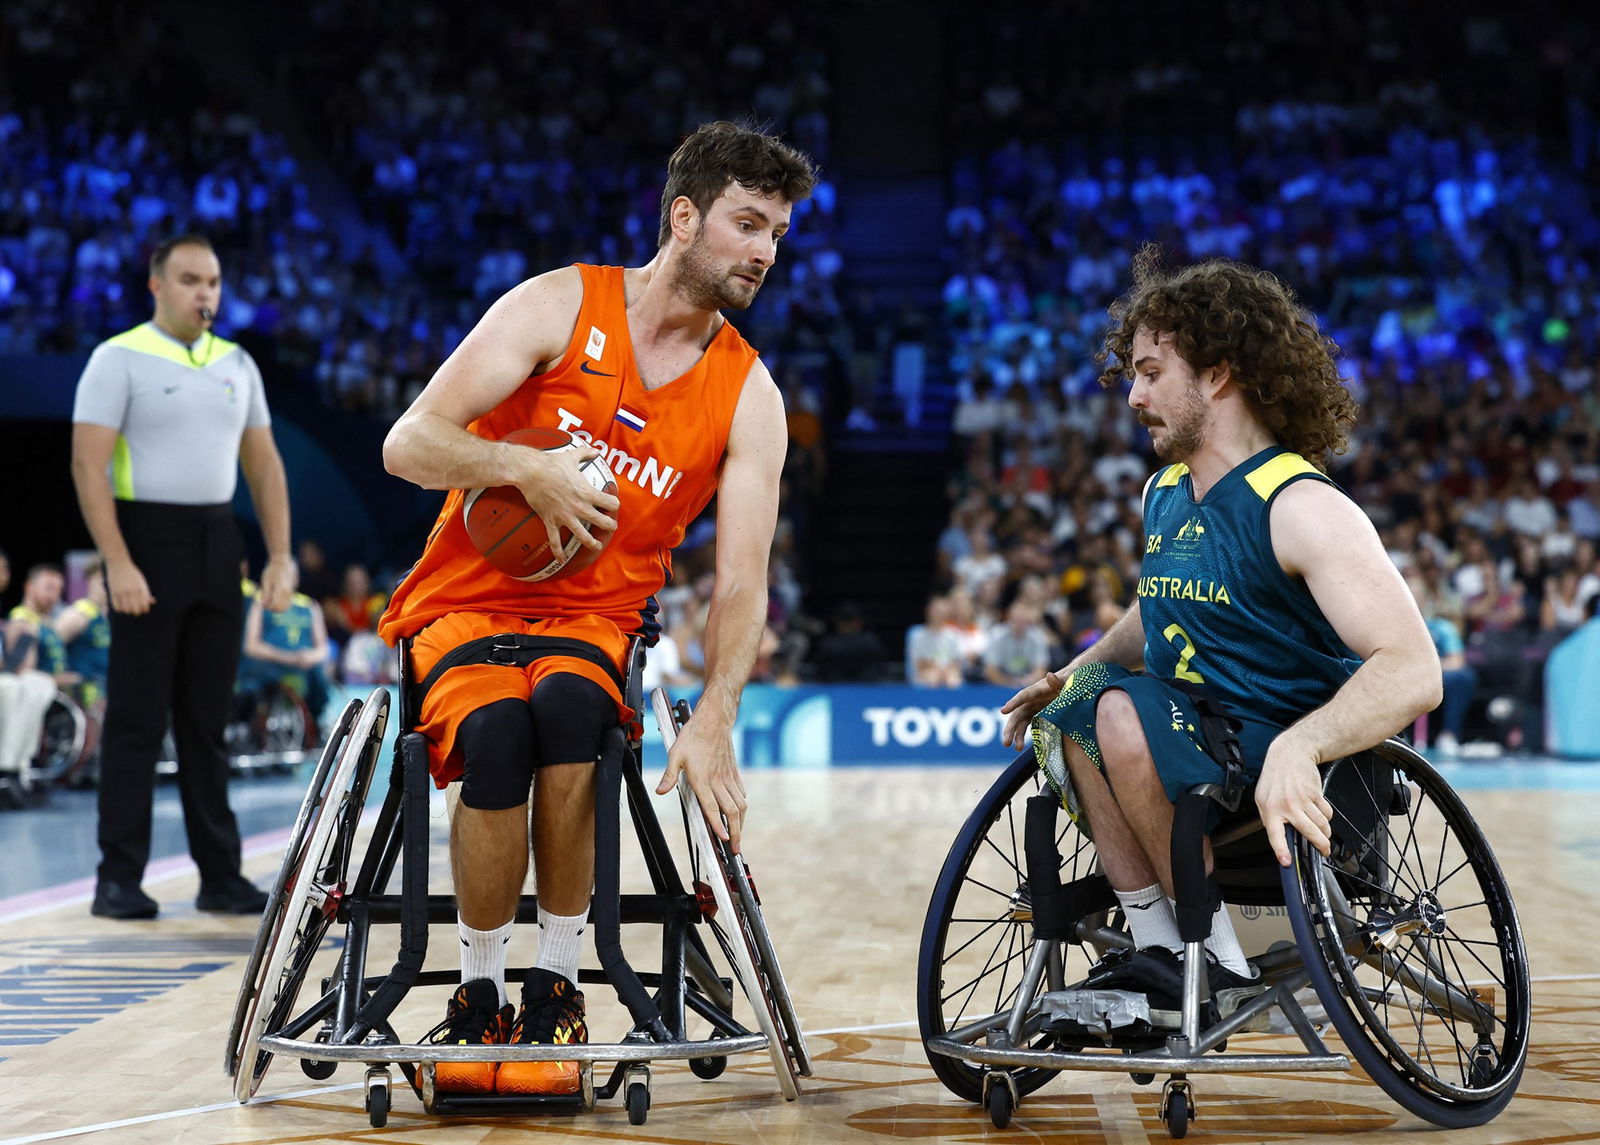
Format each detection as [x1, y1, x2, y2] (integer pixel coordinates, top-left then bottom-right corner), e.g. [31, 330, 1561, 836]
[463, 428, 618, 581]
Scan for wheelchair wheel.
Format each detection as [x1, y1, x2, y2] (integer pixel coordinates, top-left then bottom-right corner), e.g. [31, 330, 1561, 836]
[651, 690, 811, 1100]
[1284, 739, 1530, 1127]
[257, 683, 315, 754]
[917, 751, 1109, 1104]
[226, 691, 386, 1102]
[31, 692, 87, 787]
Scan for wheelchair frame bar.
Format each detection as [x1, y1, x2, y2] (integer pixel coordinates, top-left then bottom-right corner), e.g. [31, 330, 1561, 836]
[924, 1038, 1350, 1075]
[259, 1033, 769, 1065]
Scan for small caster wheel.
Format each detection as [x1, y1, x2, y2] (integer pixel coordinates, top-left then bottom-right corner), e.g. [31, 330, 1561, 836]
[626, 1081, 651, 1125]
[1161, 1079, 1193, 1140]
[690, 1054, 727, 1080]
[1470, 1045, 1498, 1088]
[1130, 1071, 1156, 1085]
[301, 1058, 337, 1080]
[987, 1080, 1013, 1129]
[365, 1083, 389, 1128]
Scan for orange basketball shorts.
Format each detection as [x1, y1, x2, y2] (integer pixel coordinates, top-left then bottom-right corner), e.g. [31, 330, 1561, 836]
[409, 611, 633, 788]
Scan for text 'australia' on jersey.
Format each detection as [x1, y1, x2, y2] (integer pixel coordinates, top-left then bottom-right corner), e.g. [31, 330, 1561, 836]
[1138, 447, 1361, 729]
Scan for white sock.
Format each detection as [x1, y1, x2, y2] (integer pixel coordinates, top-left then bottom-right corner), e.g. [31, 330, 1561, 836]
[459, 917, 514, 1006]
[1115, 884, 1181, 952]
[1194, 901, 1253, 978]
[533, 905, 588, 985]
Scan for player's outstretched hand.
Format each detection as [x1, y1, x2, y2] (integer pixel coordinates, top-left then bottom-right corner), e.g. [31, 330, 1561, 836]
[515, 442, 620, 551]
[999, 669, 1066, 750]
[1255, 738, 1334, 867]
[656, 715, 748, 853]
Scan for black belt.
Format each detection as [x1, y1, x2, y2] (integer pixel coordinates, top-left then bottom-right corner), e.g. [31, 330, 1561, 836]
[409, 633, 625, 719]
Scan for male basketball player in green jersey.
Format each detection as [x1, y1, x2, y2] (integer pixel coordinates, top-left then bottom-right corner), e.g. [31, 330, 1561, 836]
[1000, 245, 1442, 1012]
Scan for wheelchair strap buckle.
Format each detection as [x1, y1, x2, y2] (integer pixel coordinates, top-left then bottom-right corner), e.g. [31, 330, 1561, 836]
[1172, 681, 1246, 812]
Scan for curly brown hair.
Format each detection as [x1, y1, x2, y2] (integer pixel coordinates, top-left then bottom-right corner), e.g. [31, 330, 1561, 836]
[1097, 244, 1358, 470]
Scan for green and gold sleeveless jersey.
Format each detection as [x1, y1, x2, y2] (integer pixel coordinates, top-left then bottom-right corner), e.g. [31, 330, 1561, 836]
[1139, 447, 1360, 729]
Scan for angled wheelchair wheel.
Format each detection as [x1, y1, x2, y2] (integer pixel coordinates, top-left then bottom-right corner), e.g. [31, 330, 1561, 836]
[226, 690, 387, 1102]
[917, 751, 1109, 1104]
[651, 689, 811, 1100]
[257, 684, 315, 754]
[1284, 739, 1530, 1127]
[31, 692, 88, 787]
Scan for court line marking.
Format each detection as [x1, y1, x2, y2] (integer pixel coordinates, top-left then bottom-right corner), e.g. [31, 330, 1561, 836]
[9, 976, 1596, 1145]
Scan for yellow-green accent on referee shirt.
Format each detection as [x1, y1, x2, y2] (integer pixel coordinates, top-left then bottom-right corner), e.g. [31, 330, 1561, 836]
[105, 323, 238, 369]
[1245, 452, 1319, 501]
[112, 435, 135, 500]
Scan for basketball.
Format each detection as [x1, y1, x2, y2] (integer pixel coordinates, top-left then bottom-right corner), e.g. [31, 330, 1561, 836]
[462, 428, 618, 582]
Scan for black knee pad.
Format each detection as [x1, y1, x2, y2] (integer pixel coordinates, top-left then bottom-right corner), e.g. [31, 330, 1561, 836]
[528, 673, 615, 767]
[457, 697, 536, 810]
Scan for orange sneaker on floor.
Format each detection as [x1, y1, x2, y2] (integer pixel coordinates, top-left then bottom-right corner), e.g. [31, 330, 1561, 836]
[425, 978, 512, 1093]
[496, 969, 587, 1095]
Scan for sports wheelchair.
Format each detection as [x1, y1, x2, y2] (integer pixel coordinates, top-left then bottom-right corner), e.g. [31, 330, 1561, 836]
[226, 637, 810, 1127]
[918, 739, 1530, 1137]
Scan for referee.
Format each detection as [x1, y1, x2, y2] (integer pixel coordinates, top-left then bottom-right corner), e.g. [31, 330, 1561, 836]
[70, 234, 296, 920]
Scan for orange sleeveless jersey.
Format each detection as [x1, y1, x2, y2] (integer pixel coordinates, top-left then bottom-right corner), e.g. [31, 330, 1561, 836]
[378, 264, 759, 644]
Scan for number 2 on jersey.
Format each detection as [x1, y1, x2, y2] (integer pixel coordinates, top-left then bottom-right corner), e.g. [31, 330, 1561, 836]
[1163, 623, 1205, 683]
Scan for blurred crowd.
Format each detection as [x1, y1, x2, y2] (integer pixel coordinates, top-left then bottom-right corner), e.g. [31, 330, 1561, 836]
[5, 0, 1599, 735]
[919, 2, 1600, 750]
[1, 0, 851, 428]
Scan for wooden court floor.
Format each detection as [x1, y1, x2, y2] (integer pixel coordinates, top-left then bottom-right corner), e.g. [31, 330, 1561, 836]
[1, 765, 1596, 1144]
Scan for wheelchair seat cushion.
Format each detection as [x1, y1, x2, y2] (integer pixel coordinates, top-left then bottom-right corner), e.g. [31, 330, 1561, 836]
[1031, 663, 1282, 822]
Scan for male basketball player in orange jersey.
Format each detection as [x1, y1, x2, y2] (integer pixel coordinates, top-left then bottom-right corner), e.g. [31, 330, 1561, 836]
[377, 122, 816, 1095]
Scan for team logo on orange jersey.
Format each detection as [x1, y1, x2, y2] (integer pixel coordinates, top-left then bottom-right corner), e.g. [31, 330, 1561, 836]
[557, 407, 683, 499]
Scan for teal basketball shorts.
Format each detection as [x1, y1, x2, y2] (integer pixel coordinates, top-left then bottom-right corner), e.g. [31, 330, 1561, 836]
[1029, 662, 1280, 824]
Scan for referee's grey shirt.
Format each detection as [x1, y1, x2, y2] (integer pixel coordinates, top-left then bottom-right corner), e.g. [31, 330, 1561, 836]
[71, 322, 271, 504]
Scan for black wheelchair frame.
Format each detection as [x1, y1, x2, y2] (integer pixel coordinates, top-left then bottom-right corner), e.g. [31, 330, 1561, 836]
[919, 739, 1531, 1137]
[226, 637, 810, 1127]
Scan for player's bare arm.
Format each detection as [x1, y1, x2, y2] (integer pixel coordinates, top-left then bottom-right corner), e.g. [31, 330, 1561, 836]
[654, 360, 786, 852]
[1001, 467, 1164, 748]
[69, 422, 152, 615]
[1255, 479, 1443, 865]
[383, 267, 620, 547]
[1000, 600, 1147, 749]
[240, 425, 297, 611]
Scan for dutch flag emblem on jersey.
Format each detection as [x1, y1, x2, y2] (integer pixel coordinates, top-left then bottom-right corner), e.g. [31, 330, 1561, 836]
[614, 406, 647, 433]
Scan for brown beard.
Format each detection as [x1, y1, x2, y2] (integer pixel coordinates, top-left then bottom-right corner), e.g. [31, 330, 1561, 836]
[670, 223, 760, 312]
[1148, 380, 1207, 461]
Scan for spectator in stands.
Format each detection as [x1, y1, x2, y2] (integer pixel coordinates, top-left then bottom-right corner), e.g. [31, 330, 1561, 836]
[907, 594, 965, 687]
[1408, 572, 1475, 757]
[983, 600, 1051, 690]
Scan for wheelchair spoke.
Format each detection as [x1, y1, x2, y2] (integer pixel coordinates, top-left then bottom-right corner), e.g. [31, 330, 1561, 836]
[1436, 927, 1512, 987]
[978, 833, 1025, 884]
[961, 874, 1021, 902]
[943, 921, 1021, 1020]
[942, 917, 1011, 963]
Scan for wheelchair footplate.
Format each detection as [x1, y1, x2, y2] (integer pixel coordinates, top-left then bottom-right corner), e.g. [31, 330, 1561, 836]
[1038, 989, 1167, 1044]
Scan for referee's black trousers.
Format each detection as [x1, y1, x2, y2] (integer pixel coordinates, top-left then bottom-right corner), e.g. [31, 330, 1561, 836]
[97, 501, 247, 886]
